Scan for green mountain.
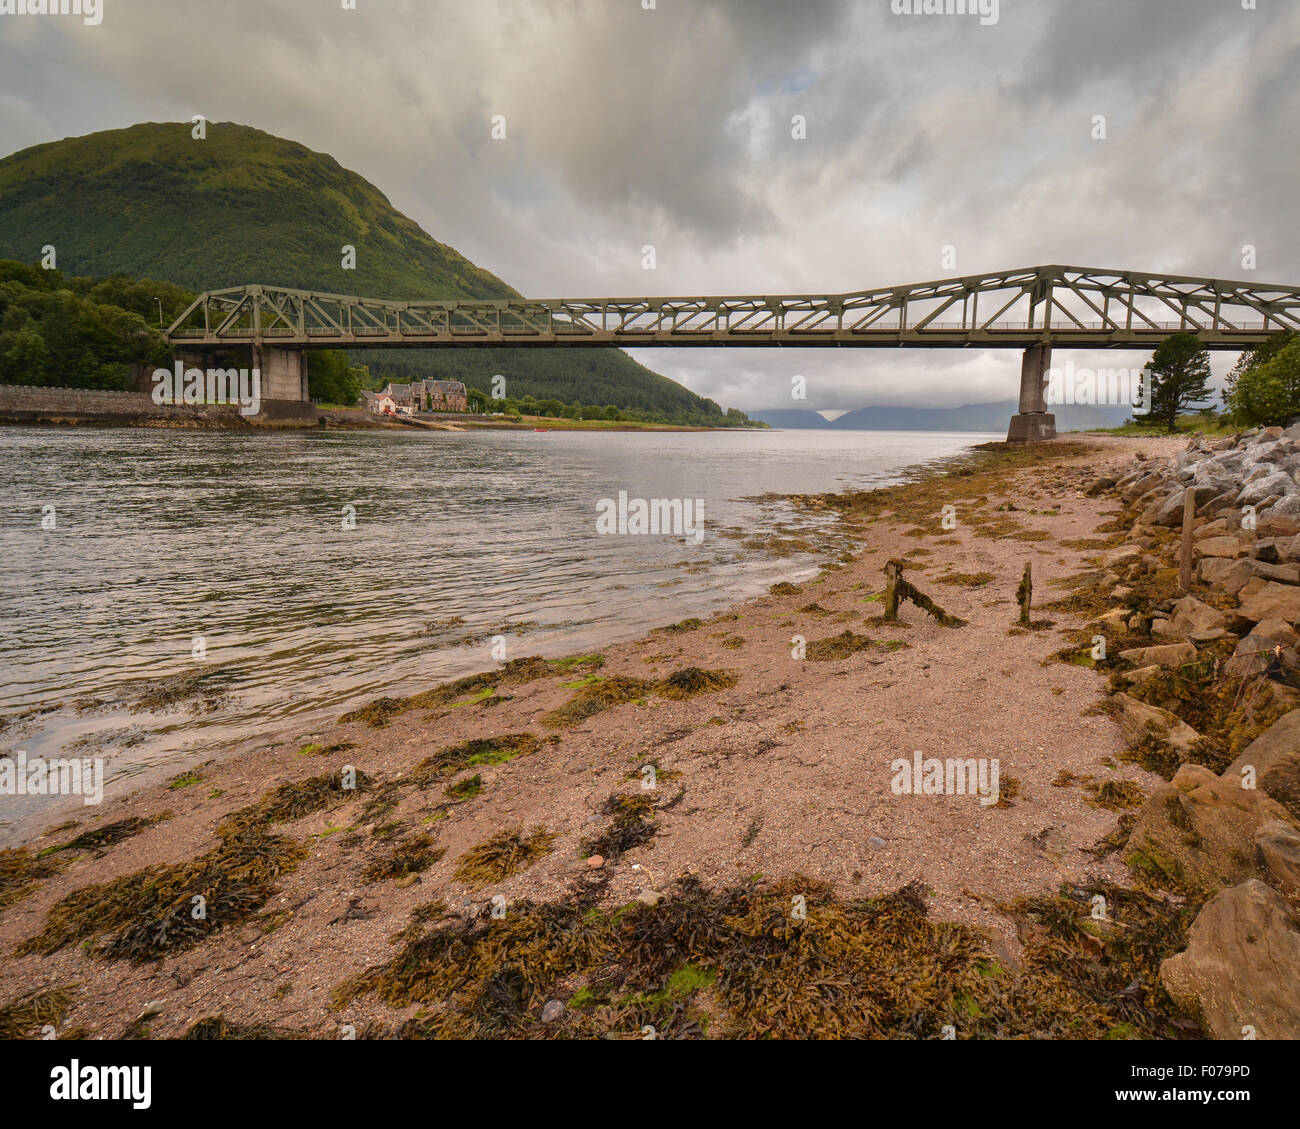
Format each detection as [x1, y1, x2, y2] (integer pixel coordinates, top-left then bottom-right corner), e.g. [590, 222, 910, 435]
[0, 121, 746, 424]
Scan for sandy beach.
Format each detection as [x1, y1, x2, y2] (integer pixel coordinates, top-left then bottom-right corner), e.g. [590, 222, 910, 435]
[0, 434, 1214, 1039]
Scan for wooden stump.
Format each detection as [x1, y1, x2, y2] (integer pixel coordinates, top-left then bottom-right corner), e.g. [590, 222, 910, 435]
[882, 558, 966, 628]
[884, 560, 902, 621]
[1017, 562, 1033, 628]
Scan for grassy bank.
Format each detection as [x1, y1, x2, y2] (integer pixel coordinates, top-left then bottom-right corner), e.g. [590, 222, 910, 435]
[1072, 413, 1238, 438]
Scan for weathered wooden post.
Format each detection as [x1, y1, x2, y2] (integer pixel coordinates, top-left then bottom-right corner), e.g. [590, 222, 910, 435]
[1017, 562, 1033, 628]
[1179, 486, 1196, 593]
[884, 559, 902, 621]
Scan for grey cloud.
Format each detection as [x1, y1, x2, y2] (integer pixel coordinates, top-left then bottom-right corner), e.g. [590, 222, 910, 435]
[0, 0, 1294, 412]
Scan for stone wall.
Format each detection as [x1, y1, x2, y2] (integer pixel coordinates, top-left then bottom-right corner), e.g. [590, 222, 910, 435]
[0, 384, 167, 414]
[0, 384, 318, 426]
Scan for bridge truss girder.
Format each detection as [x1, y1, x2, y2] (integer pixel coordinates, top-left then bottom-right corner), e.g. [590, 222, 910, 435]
[166, 265, 1300, 351]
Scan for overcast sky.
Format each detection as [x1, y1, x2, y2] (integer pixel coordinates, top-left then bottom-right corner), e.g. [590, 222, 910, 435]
[1, 0, 1297, 413]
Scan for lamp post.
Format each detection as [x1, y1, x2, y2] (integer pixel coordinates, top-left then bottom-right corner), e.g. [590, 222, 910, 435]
[154, 298, 164, 327]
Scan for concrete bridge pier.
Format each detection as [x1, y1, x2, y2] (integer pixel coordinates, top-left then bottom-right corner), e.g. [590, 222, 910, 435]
[1006, 342, 1056, 442]
[253, 345, 309, 402]
[145, 347, 310, 405]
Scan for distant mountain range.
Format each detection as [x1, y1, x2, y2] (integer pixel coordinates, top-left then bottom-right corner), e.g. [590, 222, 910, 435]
[750, 401, 1133, 432]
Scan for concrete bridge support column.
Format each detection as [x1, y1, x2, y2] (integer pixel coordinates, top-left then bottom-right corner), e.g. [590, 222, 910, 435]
[1006, 342, 1056, 442]
[253, 345, 309, 402]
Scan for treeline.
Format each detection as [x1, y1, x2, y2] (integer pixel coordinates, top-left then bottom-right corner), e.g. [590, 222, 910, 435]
[306, 350, 370, 407]
[1117, 329, 1299, 432]
[0, 261, 367, 405]
[0, 260, 190, 389]
[460, 387, 755, 426]
[1224, 331, 1300, 427]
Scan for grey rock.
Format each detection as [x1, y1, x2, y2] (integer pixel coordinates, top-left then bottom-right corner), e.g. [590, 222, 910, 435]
[1196, 535, 1249, 560]
[1100, 545, 1142, 570]
[1239, 472, 1296, 506]
[1160, 880, 1300, 1040]
[1256, 821, 1300, 902]
[1119, 641, 1197, 667]
[1198, 557, 1300, 596]
[1111, 692, 1201, 755]
[1250, 619, 1300, 649]
[1168, 596, 1226, 638]
[1226, 711, 1300, 820]
[1223, 637, 1294, 680]
[1236, 579, 1300, 625]
[1194, 518, 1233, 541]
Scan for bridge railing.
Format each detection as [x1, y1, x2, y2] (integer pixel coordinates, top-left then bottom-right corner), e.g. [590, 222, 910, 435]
[167, 318, 1281, 340]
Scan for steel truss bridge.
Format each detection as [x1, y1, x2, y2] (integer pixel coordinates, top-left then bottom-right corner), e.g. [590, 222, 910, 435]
[167, 265, 1300, 352]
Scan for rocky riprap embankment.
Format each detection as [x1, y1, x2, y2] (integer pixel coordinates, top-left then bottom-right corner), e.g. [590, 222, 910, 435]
[1090, 426, 1300, 1039]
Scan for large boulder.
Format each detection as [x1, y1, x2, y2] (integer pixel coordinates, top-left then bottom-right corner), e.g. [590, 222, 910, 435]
[1115, 664, 1165, 688]
[1223, 635, 1298, 679]
[1100, 545, 1142, 570]
[1167, 596, 1227, 639]
[1197, 558, 1300, 596]
[1258, 513, 1300, 539]
[1160, 880, 1300, 1039]
[1121, 472, 1166, 503]
[1267, 497, 1300, 524]
[1249, 619, 1300, 649]
[1226, 711, 1300, 820]
[1125, 764, 1298, 895]
[1143, 486, 1223, 527]
[1256, 821, 1300, 902]
[1223, 620, 1300, 678]
[1236, 580, 1300, 626]
[1118, 641, 1197, 668]
[1196, 535, 1250, 560]
[1238, 473, 1295, 508]
[1194, 518, 1233, 542]
[1111, 692, 1201, 756]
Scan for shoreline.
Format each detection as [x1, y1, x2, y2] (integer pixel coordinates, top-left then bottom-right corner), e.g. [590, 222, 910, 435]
[0, 434, 958, 841]
[0, 387, 761, 434]
[4, 431, 1286, 1040]
[0, 412, 761, 434]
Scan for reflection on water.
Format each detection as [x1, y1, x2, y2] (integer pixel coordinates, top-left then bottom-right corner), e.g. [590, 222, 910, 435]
[0, 425, 995, 816]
